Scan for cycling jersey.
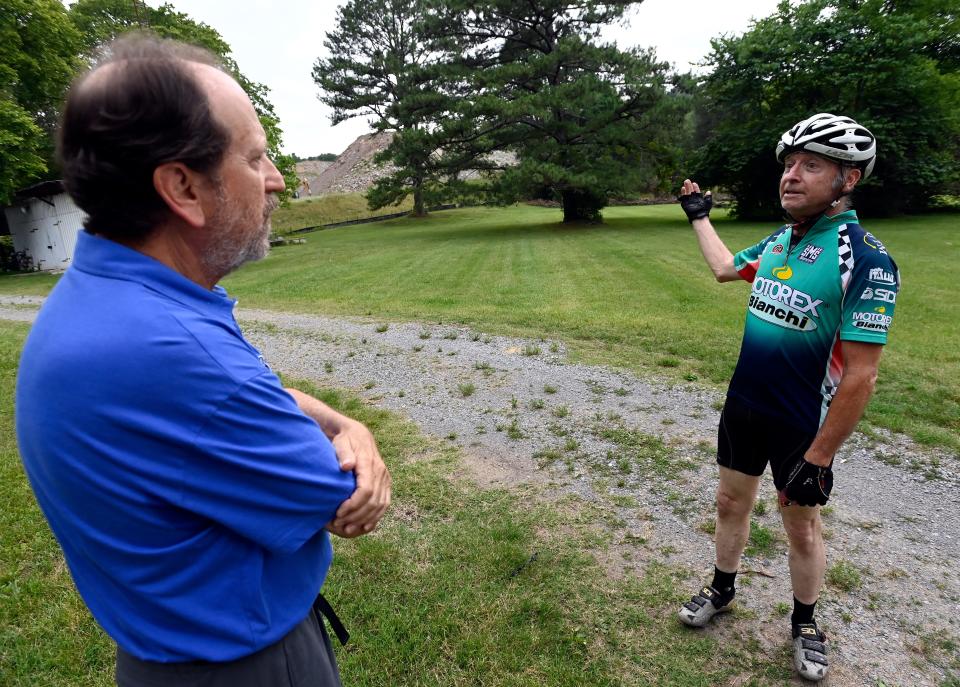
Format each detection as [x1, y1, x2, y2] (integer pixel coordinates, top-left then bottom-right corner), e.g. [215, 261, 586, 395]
[728, 210, 900, 434]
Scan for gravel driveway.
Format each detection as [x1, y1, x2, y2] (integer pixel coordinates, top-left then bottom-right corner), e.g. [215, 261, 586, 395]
[3, 295, 958, 686]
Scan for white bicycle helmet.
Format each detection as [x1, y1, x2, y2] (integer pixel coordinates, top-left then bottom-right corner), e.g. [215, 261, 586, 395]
[775, 113, 877, 179]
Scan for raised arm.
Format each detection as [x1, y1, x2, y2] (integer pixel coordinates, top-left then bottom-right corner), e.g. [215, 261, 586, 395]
[679, 179, 740, 283]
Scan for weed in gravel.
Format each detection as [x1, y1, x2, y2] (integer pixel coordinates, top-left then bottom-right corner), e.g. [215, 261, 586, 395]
[481, 335, 491, 344]
[442, 331, 458, 340]
[563, 438, 579, 452]
[471, 332, 481, 342]
[474, 361, 492, 372]
[774, 602, 791, 617]
[458, 383, 476, 398]
[375, 324, 388, 333]
[664, 488, 698, 517]
[324, 361, 334, 373]
[419, 330, 431, 339]
[593, 423, 695, 481]
[753, 500, 768, 516]
[361, 337, 367, 344]
[547, 422, 568, 437]
[543, 384, 557, 394]
[549, 342, 559, 353]
[474, 425, 486, 435]
[820, 505, 835, 517]
[397, 390, 405, 398]
[510, 396, 518, 410]
[446, 433, 457, 441]
[841, 611, 853, 624]
[447, 351, 457, 357]
[698, 520, 716, 535]
[412, 344, 424, 352]
[522, 344, 541, 356]
[529, 398, 545, 410]
[240, 320, 279, 335]
[661, 418, 675, 426]
[363, 381, 376, 390]
[614, 387, 628, 397]
[876, 452, 902, 467]
[827, 560, 863, 592]
[553, 405, 570, 418]
[711, 399, 725, 411]
[506, 419, 525, 440]
[346, 351, 355, 358]
[586, 379, 605, 395]
[911, 630, 960, 678]
[534, 448, 563, 468]
[745, 522, 777, 557]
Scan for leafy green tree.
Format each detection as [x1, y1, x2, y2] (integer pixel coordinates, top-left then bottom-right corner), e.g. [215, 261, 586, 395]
[434, 0, 681, 223]
[694, 0, 960, 218]
[0, 0, 81, 203]
[68, 0, 298, 198]
[313, 0, 457, 216]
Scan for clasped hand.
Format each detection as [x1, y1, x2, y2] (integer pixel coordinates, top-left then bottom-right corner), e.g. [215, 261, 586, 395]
[327, 419, 391, 538]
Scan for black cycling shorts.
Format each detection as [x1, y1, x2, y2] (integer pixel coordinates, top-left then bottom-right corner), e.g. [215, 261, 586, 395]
[717, 395, 817, 491]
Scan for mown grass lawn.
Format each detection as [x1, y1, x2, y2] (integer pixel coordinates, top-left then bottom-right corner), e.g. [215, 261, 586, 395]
[1, 203, 956, 452]
[272, 191, 414, 233]
[226, 203, 959, 454]
[1, 320, 794, 686]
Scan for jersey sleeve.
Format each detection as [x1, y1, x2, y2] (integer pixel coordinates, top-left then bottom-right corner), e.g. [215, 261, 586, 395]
[182, 372, 356, 554]
[733, 227, 787, 283]
[840, 229, 900, 344]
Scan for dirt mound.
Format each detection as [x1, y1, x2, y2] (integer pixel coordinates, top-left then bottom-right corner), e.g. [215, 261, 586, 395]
[310, 132, 396, 195]
[295, 160, 332, 197]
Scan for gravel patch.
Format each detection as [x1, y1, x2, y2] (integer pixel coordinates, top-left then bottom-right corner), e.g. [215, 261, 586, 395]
[4, 296, 958, 686]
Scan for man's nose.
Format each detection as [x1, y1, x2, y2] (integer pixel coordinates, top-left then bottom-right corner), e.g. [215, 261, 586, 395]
[265, 157, 285, 193]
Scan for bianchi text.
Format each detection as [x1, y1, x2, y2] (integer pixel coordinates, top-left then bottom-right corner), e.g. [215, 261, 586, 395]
[748, 278, 823, 331]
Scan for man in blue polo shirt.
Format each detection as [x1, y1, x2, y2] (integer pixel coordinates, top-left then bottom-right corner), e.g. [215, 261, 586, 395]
[15, 35, 390, 686]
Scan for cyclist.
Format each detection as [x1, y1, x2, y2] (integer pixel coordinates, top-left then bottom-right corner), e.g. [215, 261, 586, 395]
[676, 113, 900, 682]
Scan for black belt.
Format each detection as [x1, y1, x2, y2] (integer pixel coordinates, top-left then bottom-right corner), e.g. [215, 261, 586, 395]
[313, 592, 349, 646]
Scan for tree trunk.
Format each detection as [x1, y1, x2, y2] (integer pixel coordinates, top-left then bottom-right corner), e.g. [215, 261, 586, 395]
[412, 183, 426, 217]
[561, 189, 602, 223]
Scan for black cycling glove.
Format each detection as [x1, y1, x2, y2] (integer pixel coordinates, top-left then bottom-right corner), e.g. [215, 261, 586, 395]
[679, 191, 712, 222]
[781, 458, 833, 507]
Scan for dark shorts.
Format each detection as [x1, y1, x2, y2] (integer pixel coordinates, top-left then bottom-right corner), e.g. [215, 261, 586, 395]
[717, 395, 817, 491]
[115, 607, 341, 687]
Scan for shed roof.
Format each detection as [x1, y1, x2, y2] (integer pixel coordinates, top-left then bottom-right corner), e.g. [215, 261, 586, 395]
[14, 180, 65, 201]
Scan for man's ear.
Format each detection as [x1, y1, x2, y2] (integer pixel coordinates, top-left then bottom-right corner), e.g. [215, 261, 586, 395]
[153, 162, 210, 228]
[843, 167, 862, 194]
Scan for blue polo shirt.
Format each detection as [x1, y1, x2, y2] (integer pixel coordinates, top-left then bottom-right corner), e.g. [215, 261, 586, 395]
[15, 231, 356, 662]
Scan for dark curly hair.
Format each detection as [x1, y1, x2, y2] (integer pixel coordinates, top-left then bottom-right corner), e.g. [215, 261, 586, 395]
[58, 34, 231, 240]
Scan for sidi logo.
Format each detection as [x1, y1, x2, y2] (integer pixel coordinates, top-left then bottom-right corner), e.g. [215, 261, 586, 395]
[860, 287, 897, 304]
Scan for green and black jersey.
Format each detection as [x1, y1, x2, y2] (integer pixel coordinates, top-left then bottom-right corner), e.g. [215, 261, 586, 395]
[729, 210, 900, 434]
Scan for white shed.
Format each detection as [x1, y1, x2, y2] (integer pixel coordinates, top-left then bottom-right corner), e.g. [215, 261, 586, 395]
[3, 181, 86, 272]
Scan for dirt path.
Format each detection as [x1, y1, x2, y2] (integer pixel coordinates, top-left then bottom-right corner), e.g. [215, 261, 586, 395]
[3, 296, 958, 686]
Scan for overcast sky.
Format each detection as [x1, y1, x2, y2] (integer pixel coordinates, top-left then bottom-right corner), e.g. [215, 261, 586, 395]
[140, 0, 786, 157]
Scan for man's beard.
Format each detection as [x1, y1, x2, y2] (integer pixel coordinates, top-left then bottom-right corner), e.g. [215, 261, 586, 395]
[203, 190, 279, 281]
